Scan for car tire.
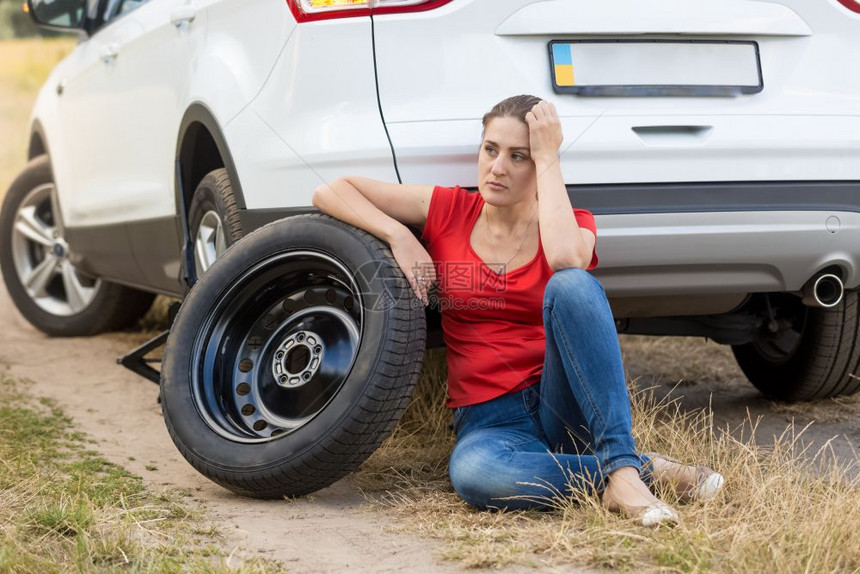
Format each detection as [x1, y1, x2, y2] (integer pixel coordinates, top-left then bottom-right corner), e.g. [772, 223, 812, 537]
[0, 155, 155, 336]
[731, 291, 860, 401]
[188, 168, 243, 275]
[160, 213, 426, 498]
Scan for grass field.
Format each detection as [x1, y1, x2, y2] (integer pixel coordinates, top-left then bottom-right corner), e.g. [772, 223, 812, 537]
[0, 365, 282, 573]
[2, 37, 860, 573]
[0, 37, 75, 198]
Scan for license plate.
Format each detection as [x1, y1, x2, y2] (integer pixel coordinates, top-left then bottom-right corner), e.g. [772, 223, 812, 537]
[549, 40, 763, 97]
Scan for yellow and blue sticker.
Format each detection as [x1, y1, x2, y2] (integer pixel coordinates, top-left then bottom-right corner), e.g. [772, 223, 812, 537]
[552, 43, 575, 87]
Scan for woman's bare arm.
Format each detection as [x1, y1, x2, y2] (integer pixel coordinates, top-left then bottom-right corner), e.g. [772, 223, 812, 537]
[526, 102, 596, 271]
[312, 177, 433, 243]
[312, 177, 437, 304]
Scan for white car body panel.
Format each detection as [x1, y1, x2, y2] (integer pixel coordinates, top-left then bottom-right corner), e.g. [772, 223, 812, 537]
[494, 0, 813, 36]
[372, 0, 860, 189]
[386, 115, 860, 186]
[58, 0, 204, 227]
[33, 0, 294, 228]
[195, 0, 295, 127]
[29, 47, 78, 224]
[244, 19, 399, 209]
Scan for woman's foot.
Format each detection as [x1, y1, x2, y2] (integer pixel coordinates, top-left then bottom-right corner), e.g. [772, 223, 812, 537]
[601, 466, 679, 527]
[644, 452, 725, 503]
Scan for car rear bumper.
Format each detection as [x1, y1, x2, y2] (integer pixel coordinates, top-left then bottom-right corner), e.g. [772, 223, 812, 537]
[592, 204, 860, 296]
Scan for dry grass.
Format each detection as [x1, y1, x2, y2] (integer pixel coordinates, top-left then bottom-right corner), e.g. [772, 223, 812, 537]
[619, 334, 860, 426]
[355, 343, 860, 572]
[0, 371, 284, 573]
[619, 334, 745, 392]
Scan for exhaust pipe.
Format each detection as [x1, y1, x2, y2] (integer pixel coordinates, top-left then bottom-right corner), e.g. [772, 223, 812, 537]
[801, 273, 844, 308]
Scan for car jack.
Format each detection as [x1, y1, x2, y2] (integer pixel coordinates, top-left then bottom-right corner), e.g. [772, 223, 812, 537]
[117, 330, 170, 385]
[116, 301, 181, 386]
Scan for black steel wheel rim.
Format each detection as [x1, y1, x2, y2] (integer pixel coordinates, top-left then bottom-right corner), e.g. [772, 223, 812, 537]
[190, 250, 364, 443]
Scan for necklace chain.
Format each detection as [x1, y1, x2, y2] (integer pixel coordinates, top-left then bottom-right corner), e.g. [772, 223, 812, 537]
[480, 202, 539, 275]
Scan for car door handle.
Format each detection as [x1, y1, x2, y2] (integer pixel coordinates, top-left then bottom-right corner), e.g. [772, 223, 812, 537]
[170, 6, 197, 27]
[100, 43, 119, 64]
[632, 125, 713, 145]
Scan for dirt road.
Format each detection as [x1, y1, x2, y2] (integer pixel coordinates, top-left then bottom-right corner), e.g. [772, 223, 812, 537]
[621, 334, 860, 478]
[1, 283, 857, 572]
[0, 286, 479, 573]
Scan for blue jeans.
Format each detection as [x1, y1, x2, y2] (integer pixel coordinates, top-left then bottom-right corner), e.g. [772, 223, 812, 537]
[448, 268, 653, 510]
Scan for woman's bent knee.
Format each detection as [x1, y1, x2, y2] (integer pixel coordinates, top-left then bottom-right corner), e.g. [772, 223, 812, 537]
[543, 268, 605, 308]
[448, 436, 534, 510]
[449, 441, 503, 509]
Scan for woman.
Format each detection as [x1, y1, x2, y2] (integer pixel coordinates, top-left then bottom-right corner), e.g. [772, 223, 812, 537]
[312, 95, 724, 526]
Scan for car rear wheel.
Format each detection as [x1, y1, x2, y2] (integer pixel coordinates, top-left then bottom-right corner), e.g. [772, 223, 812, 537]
[160, 214, 426, 498]
[0, 155, 154, 336]
[731, 292, 860, 401]
[188, 168, 243, 275]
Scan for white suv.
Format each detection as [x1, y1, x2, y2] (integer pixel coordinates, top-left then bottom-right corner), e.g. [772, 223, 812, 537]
[2, 0, 859, 498]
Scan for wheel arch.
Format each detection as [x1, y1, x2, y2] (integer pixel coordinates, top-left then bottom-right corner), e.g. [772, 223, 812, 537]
[28, 120, 49, 161]
[175, 103, 246, 216]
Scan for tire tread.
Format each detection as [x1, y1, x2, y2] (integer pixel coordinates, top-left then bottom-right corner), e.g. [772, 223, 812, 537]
[732, 291, 860, 401]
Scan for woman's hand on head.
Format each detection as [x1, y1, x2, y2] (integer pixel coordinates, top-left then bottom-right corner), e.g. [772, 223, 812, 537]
[389, 229, 436, 307]
[525, 100, 563, 166]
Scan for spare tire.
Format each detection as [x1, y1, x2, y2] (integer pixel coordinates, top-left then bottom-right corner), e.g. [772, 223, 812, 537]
[160, 214, 426, 498]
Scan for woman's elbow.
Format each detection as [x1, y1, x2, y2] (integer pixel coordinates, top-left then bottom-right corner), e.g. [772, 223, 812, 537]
[548, 254, 588, 272]
[312, 182, 333, 210]
[313, 178, 350, 207]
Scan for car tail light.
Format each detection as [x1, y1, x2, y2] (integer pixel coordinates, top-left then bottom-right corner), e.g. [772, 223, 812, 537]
[286, 0, 454, 23]
[836, 0, 860, 13]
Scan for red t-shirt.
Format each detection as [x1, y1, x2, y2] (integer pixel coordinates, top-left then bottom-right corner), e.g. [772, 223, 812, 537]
[420, 185, 598, 408]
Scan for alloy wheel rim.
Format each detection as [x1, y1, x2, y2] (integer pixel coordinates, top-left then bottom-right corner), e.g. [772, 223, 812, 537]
[190, 250, 364, 443]
[11, 184, 100, 316]
[194, 210, 226, 274]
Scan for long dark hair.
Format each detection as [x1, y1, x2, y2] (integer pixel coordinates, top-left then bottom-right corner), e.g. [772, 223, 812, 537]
[481, 94, 543, 139]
